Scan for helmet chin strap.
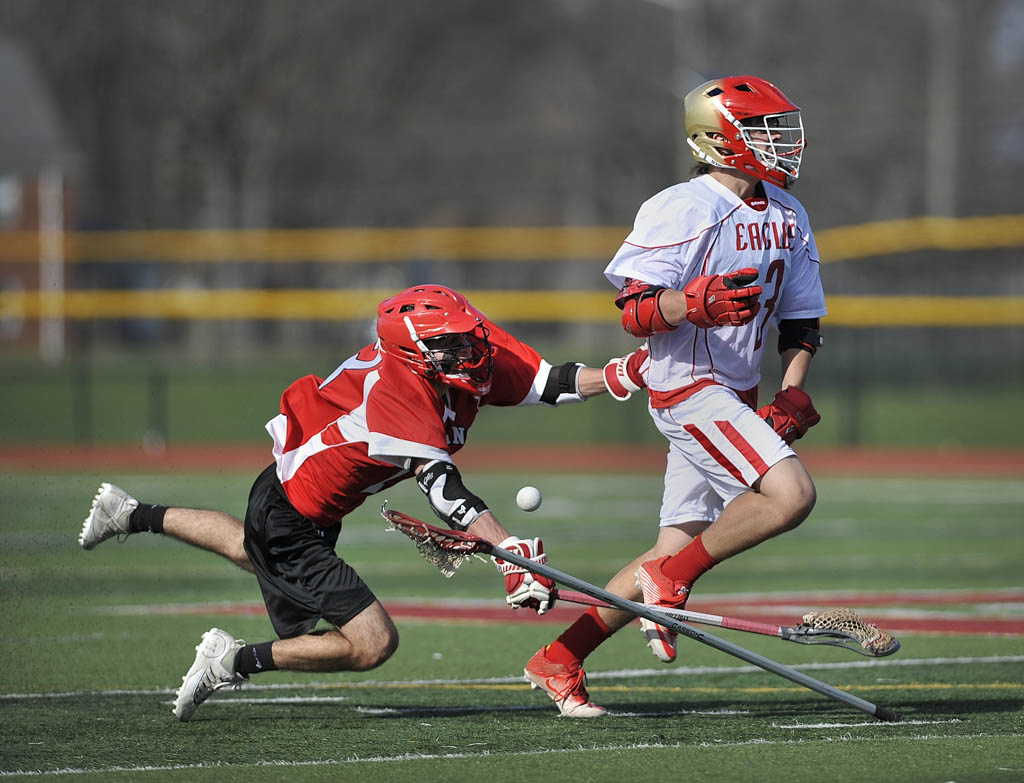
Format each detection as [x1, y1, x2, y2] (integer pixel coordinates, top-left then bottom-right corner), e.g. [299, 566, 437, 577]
[403, 315, 430, 358]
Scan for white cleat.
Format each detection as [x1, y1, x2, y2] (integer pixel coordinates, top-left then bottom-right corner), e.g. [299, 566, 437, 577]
[79, 482, 138, 550]
[173, 627, 247, 722]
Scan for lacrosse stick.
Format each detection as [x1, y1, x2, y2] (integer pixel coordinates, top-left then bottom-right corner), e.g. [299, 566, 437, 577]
[555, 589, 900, 657]
[382, 505, 902, 722]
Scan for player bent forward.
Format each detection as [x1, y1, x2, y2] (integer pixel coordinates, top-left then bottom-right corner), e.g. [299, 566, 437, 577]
[525, 75, 826, 717]
[79, 284, 646, 721]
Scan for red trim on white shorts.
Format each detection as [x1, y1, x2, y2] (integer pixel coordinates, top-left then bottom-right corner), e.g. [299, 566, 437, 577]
[683, 423, 746, 484]
[715, 420, 770, 476]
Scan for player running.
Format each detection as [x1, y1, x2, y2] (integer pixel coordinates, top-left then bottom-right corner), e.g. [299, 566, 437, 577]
[78, 284, 646, 721]
[525, 75, 826, 717]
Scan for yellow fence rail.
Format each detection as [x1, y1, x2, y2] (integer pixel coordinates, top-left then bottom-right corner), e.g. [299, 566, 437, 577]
[1, 214, 1023, 263]
[3, 214, 1022, 327]
[3, 289, 1023, 326]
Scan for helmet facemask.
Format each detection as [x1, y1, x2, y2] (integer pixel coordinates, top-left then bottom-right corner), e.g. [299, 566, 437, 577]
[734, 110, 804, 186]
[418, 326, 494, 395]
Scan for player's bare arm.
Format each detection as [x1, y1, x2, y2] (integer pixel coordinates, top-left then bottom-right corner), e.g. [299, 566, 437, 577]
[780, 346, 813, 391]
[576, 366, 615, 397]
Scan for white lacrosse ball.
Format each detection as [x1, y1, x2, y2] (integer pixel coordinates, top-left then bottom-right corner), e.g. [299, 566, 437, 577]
[516, 486, 542, 512]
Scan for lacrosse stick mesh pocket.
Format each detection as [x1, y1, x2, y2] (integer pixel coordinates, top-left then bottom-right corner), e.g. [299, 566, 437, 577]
[801, 608, 899, 656]
[386, 522, 471, 578]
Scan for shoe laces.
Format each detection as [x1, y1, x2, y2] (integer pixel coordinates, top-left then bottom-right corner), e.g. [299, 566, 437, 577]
[550, 664, 589, 705]
[196, 665, 245, 702]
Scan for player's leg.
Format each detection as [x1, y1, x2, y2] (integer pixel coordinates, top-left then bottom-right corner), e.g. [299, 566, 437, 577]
[79, 480, 253, 572]
[173, 604, 399, 722]
[173, 466, 400, 721]
[261, 602, 399, 672]
[624, 452, 720, 662]
[588, 519, 710, 632]
[699, 454, 815, 560]
[522, 527, 695, 716]
[638, 386, 815, 618]
[524, 465, 715, 712]
[162, 507, 252, 571]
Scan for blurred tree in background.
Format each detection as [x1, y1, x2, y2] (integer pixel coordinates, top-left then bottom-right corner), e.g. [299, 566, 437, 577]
[2, 0, 1020, 232]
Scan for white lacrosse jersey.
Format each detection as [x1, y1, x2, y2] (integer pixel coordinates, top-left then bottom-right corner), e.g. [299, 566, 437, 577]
[604, 174, 826, 408]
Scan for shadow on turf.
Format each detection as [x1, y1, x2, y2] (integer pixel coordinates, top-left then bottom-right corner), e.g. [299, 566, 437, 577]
[182, 694, 1014, 723]
[189, 697, 876, 722]
[881, 697, 1020, 720]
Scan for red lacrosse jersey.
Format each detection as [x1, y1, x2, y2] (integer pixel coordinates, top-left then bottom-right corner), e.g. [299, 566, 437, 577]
[266, 319, 545, 526]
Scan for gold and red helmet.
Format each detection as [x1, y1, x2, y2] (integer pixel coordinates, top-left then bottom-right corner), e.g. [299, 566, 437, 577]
[377, 284, 494, 395]
[684, 75, 805, 188]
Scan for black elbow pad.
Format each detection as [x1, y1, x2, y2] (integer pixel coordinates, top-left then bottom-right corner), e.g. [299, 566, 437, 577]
[778, 318, 822, 355]
[415, 460, 488, 531]
[540, 362, 584, 405]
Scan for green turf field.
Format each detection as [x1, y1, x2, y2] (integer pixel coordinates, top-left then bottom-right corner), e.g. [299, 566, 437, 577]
[1, 471, 1022, 781]
[4, 352, 1024, 448]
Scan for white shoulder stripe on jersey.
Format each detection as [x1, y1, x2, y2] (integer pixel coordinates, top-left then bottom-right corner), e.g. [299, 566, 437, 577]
[319, 341, 383, 389]
[369, 435, 450, 470]
[269, 369, 381, 483]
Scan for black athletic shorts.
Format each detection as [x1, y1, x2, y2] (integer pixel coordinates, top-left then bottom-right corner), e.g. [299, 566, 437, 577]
[243, 463, 376, 639]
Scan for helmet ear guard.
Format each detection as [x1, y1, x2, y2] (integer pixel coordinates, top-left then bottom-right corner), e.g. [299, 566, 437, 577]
[684, 75, 804, 188]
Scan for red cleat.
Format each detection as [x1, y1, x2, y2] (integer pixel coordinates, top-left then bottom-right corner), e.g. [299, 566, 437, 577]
[524, 646, 607, 718]
[636, 555, 690, 663]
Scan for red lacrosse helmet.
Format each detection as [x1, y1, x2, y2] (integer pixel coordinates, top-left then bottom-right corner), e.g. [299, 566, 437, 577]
[377, 284, 494, 395]
[684, 75, 805, 188]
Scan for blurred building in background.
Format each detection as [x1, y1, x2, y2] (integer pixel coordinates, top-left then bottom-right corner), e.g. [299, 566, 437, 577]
[0, 0, 1021, 448]
[0, 36, 79, 357]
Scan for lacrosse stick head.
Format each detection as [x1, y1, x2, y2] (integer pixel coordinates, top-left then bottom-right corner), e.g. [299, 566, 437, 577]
[800, 608, 901, 657]
[381, 504, 491, 577]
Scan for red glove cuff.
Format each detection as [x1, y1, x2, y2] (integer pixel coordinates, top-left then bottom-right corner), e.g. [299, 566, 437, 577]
[603, 344, 649, 401]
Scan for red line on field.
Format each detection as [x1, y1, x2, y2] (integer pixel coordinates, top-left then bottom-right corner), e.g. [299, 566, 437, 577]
[3, 443, 1024, 476]
[689, 590, 1024, 608]
[120, 591, 1024, 636]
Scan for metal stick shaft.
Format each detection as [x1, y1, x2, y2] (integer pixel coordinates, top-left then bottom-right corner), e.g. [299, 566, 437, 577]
[493, 545, 899, 721]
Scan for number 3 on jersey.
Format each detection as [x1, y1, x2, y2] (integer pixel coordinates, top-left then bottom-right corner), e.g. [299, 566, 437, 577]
[753, 259, 785, 352]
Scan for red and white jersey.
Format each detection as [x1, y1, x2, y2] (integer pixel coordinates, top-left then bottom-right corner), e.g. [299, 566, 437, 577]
[605, 174, 826, 407]
[265, 320, 552, 526]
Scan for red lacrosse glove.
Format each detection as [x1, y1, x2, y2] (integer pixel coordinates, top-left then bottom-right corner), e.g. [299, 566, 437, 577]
[492, 536, 556, 614]
[603, 343, 650, 401]
[683, 267, 762, 328]
[757, 387, 821, 444]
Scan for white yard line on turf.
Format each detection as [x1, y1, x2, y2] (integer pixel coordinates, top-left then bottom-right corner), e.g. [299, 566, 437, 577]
[2, 655, 1023, 701]
[771, 719, 964, 729]
[0, 734, 1020, 778]
[352, 705, 749, 717]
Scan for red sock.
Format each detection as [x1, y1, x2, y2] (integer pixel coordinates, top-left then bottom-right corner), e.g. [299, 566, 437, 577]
[544, 606, 612, 666]
[662, 534, 718, 587]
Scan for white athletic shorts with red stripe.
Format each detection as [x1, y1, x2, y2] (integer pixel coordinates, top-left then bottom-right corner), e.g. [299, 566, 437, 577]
[650, 384, 794, 527]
